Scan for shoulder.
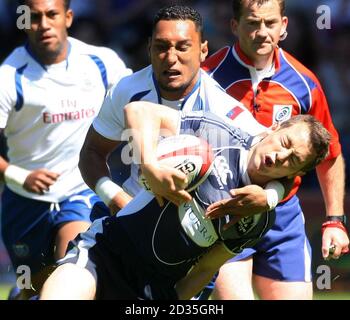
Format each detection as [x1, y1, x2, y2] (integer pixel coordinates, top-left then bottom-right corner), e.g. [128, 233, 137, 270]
[109, 66, 152, 98]
[202, 46, 231, 73]
[0, 46, 30, 90]
[1, 46, 30, 72]
[68, 37, 127, 67]
[279, 48, 323, 88]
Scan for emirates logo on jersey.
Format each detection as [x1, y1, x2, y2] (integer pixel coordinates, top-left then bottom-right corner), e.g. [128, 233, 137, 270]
[273, 105, 292, 124]
[43, 108, 95, 124]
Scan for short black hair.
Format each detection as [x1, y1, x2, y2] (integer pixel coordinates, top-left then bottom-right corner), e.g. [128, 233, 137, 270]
[232, 0, 285, 21]
[19, 0, 71, 11]
[152, 5, 203, 40]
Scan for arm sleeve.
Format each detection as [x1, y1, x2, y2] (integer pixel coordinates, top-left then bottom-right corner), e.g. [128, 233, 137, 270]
[0, 65, 15, 129]
[102, 48, 133, 90]
[92, 83, 127, 141]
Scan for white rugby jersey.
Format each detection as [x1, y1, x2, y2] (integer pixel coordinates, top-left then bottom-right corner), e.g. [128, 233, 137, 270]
[0, 37, 132, 202]
[93, 65, 265, 196]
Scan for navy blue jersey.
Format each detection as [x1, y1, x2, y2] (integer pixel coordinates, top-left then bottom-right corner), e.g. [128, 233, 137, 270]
[97, 112, 275, 283]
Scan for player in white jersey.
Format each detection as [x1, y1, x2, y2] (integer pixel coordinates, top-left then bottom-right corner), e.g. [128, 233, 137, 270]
[79, 5, 285, 228]
[0, 0, 131, 299]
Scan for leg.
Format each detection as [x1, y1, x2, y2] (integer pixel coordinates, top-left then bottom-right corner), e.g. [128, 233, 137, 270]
[251, 196, 313, 300]
[40, 263, 96, 300]
[253, 274, 312, 300]
[212, 257, 255, 300]
[54, 220, 91, 260]
[18, 220, 92, 299]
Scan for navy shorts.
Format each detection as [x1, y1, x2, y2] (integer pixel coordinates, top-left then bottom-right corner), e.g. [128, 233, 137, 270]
[1, 187, 101, 274]
[59, 215, 179, 300]
[230, 195, 312, 282]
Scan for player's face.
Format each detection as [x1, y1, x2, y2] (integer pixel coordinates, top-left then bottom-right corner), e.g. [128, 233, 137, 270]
[248, 123, 314, 181]
[231, 0, 287, 65]
[150, 19, 208, 100]
[25, 0, 73, 64]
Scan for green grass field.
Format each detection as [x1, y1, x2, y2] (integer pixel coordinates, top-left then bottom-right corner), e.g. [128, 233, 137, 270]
[0, 284, 349, 300]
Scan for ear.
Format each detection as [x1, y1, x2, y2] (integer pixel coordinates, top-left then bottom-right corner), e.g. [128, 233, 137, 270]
[230, 18, 239, 37]
[200, 40, 209, 63]
[65, 9, 74, 29]
[279, 16, 288, 39]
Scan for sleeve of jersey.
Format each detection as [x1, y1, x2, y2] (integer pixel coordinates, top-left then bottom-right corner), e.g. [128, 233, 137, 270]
[92, 84, 126, 141]
[0, 65, 15, 128]
[101, 48, 133, 90]
[309, 85, 342, 159]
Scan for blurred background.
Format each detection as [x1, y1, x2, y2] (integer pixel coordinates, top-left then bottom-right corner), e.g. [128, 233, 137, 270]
[0, 0, 349, 299]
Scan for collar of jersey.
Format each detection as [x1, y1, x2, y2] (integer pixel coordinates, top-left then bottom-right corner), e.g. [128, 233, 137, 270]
[24, 41, 71, 72]
[233, 42, 281, 72]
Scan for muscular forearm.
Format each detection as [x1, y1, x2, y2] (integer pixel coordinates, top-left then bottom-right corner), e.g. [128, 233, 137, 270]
[316, 154, 345, 215]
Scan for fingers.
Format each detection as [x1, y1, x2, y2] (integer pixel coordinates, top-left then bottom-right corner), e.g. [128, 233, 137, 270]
[154, 190, 192, 207]
[323, 243, 349, 260]
[222, 216, 240, 231]
[24, 169, 60, 194]
[155, 195, 164, 207]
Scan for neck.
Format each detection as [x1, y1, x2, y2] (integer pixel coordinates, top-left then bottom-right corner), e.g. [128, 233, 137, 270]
[30, 42, 68, 65]
[252, 53, 274, 70]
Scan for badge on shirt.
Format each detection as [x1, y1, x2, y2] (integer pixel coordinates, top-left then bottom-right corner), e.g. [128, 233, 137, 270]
[273, 105, 292, 124]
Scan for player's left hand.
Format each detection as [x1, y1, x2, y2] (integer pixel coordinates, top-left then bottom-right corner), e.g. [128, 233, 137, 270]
[205, 185, 269, 220]
[322, 227, 349, 260]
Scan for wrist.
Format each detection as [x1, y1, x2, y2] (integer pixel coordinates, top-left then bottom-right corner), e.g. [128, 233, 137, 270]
[264, 181, 285, 210]
[326, 215, 347, 225]
[4, 165, 31, 187]
[321, 220, 348, 235]
[95, 177, 123, 206]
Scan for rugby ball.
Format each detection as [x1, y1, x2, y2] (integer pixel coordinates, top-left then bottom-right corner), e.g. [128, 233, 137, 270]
[139, 134, 214, 192]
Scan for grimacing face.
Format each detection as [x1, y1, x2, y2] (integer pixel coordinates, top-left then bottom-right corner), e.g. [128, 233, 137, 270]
[149, 19, 208, 100]
[25, 0, 73, 64]
[248, 123, 315, 182]
[231, 0, 287, 65]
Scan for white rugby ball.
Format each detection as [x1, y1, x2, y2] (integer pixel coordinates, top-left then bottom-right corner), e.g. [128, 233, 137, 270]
[139, 134, 214, 192]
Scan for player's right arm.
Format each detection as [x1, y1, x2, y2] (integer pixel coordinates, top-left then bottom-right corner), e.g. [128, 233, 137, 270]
[78, 80, 136, 213]
[79, 126, 132, 213]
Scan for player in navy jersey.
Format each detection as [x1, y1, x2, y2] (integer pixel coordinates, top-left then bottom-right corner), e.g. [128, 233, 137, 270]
[39, 101, 331, 300]
[0, 0, 131, 298]
[201, 0, 349, 299]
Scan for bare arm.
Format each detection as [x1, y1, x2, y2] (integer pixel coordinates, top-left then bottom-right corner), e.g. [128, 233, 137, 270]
[175, 242, 234, 300]
[124, 101, 191, 205]
[316, 154, 349, 259]
[79, 125, 132, 211]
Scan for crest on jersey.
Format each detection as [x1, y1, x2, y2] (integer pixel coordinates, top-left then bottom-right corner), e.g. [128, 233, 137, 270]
[273, 105, 292, 124]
